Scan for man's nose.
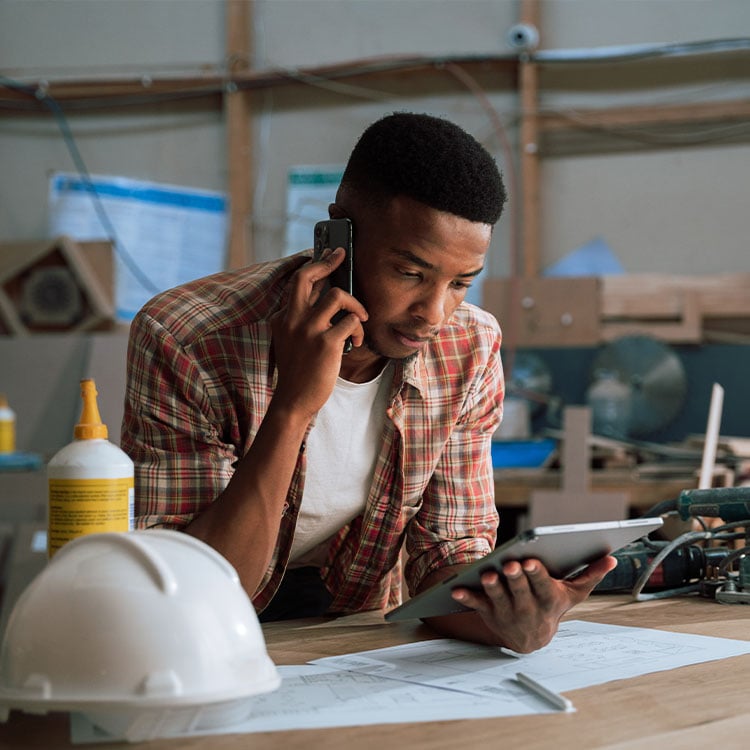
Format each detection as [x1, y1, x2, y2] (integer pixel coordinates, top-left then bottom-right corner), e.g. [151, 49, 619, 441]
[411, 284, 448, 327]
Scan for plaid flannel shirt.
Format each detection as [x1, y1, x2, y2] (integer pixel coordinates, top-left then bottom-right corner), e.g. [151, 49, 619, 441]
[121, 252, 504, 614]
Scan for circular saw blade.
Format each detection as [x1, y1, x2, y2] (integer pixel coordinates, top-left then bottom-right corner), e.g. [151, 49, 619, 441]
[591, 335, 687, 437]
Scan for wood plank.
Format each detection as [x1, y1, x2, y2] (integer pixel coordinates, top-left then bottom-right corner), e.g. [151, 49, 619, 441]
[601, 291, 702, 343]
[601, 274, 750, 319]
[484, 271, 749, 344]
[483, 276, 600, 347]
[529, 406, 628, 525]
[0, 54, 518, 106]
[540, 98, 750, 132]
[494, 469, 694, 511]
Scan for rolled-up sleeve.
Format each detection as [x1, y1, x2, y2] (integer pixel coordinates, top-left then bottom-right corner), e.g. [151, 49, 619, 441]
[121, 309, 236, 530]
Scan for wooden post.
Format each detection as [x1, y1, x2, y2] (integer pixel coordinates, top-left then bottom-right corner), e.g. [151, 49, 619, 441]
[224, 0, 253, 269]
[519, 0, 541, 279]
[529, 406, 628, 526]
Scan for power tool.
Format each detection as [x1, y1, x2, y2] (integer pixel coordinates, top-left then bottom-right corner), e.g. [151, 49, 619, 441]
[594, 486, 750, 603]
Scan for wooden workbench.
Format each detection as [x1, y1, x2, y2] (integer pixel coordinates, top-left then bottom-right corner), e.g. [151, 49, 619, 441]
[2, 594, 749, 749]
[494, 468, 693, 513]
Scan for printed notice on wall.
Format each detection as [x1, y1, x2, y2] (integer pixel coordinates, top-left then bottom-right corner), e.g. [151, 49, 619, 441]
[49, 173, 227, 321]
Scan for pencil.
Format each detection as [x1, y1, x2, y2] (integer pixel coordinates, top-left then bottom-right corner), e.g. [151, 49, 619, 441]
[516, 672, 575, 712]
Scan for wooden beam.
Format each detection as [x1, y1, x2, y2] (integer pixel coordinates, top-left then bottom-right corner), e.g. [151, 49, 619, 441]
[4, 60, 746, 135]
[0, 55, 518, 107]
[224, 0, 253, 269]
[540, 98, 750, 132]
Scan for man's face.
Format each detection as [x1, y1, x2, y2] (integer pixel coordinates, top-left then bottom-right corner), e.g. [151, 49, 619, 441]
[346, 194, 492, 362]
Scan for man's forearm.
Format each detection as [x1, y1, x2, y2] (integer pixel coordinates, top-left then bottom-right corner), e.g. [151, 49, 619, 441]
[185, 399, 311, 597]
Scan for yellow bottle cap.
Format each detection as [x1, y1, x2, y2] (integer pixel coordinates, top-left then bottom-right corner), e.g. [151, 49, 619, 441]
[74, 379, 108, 440]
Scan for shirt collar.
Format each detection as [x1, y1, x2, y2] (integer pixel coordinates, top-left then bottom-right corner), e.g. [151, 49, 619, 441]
[394, 349, 428, 399]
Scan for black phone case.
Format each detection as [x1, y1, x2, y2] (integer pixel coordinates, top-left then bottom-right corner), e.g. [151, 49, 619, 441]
[314, 219, 353, 296]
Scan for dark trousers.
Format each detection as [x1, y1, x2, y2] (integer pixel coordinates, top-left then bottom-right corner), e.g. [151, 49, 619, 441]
[258, 566, 334, 622]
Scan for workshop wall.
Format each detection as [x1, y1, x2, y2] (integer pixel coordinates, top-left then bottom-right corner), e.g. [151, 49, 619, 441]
[1, 0, 749, 274]
[1, 0, 749, 454]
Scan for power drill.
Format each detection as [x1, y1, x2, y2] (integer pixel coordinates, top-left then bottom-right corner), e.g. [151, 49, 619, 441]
[594, 541, 729, 592]
[675, 486, 750, 523]
[595, 486, 750, 601]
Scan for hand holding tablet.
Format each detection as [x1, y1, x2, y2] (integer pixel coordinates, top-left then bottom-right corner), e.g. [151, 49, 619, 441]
[385, 517, 663, 622]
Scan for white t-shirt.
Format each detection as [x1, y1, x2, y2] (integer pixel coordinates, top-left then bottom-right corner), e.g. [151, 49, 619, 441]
[289, 364, 393, 566]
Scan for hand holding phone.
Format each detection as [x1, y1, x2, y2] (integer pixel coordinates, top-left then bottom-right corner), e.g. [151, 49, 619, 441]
[314, 218, 354, 353]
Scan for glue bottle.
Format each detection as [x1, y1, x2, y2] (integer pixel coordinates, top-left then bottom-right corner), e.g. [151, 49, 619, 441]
[47, 378, 134, 558]
[0, 393, 16, 454]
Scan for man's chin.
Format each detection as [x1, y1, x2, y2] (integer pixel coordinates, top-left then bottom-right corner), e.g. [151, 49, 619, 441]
[363, 335, 419, 365]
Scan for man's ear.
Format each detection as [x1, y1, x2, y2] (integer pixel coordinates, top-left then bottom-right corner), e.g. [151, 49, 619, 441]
[328, 202, 346, 219]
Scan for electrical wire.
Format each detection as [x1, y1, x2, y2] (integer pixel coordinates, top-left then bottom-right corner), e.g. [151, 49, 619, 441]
[533, 37, 750, 64]
[0, 74, 161, 296]
[274, 68, 395, 102]
[632, 529, 714, 601]
[718, 545, 750, 576]
[630, 516, 750, 601]
[639, 498, 679, 519]
[441, 63, 520, 270]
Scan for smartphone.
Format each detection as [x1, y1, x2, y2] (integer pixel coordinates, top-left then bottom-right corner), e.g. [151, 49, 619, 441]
[313, 218, 354, 353]
[384, 517, 664, 621]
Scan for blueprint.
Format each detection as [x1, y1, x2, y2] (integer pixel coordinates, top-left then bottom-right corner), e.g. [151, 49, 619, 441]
[312, 619, 750, 697]
[71, 619, 750, 742]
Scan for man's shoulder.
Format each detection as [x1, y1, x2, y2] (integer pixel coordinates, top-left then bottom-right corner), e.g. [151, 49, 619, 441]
[132, 253, 310, 343]
[449, 302, 502, 334]
[416, 303, 502, 382]
[434, 302, 502, 351]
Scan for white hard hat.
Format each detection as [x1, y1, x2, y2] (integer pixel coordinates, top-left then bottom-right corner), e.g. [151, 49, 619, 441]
[0, 530, 280, 742]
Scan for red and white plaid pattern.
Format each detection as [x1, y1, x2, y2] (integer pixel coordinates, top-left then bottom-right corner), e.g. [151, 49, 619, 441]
[122, 252, 504, 614]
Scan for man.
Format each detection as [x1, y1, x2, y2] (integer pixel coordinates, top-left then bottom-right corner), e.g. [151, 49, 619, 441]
[122, 112, 615, 652]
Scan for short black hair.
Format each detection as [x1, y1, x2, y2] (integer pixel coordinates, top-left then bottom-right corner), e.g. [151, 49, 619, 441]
[338, 112, 506, 225]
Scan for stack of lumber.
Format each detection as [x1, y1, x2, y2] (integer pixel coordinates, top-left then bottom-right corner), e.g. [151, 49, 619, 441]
[601, 273, 750, 344]
[483, 273, 750, 346]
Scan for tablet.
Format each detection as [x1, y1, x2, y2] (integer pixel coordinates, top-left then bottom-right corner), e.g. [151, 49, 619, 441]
[384, 517, 663, 622]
